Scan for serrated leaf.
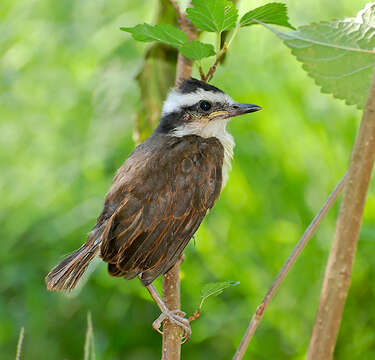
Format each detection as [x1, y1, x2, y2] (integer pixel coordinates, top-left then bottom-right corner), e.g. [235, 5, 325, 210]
[179, 40, 216, 60]
[187, 0, 238, 33]
[121, 24, 188, 47]
[201, 280, 240, 299]
[240, 3, 295, 29]
[264, 2, 375, 109]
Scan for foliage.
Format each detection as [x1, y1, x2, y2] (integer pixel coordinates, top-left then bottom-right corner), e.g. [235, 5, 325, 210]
[240, 3, 295, 29]
[266, 2, 375, 109]
[122, 1, 294, 62]
[1, 0, 375, 360]
[121, 24, 188, 46]
[122, 24, 216, 60]
[186, 0, 238, 33]
[179, 40, 216, 61]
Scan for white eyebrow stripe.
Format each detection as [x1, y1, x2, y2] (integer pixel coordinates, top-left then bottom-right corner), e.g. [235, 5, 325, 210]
[162, 88, 234, 115]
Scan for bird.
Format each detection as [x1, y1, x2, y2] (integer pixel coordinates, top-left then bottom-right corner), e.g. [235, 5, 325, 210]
[46, 77, 261, 341]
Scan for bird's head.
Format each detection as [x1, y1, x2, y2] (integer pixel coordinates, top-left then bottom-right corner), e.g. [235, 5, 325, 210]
[156, 77, 261, 138]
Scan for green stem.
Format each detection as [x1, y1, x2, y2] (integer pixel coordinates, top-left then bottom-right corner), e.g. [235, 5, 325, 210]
[227, 23, 240, 50]
[202, 24, 240, 81]
[217, 31, 222, 53]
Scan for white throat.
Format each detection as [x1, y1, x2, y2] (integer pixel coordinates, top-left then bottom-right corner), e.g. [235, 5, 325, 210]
[171, 120, 235, 188]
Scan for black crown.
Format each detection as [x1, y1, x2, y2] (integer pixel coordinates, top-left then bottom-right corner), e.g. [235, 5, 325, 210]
[178, 77, 224, 94]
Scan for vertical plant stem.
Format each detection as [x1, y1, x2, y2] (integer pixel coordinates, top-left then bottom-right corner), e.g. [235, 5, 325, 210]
[174, 2, 196, 86]
[134, 0, 178, 143]
[15, 327, 24, 360]
[162, 262, 183, 359]
[307, 68, 375, 360]
[232, 173, 348, 360]
[162, 3, 197, 360]
[84, 311, 95, 360]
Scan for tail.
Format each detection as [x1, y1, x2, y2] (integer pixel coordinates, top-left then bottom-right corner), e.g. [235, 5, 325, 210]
[46, 239, 100, 292]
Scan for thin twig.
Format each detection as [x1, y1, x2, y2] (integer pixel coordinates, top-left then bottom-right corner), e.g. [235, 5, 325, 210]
[307, 68, 375, 360]
[168, 0, 182, 20]
[188, 308, 201, 322]
[199, 64, 205, 81]
[233, 172, 348, 360]
[84, 311, 95, 360]
[174, 2, 197, 86]
[226, 23, 240, 50]
[204, 44, 227, 82]
[201, 23, 240, 82]
[15, 327, 24, 360]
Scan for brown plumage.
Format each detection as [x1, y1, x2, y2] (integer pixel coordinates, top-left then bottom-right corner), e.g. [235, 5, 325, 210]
[46, 77, 261, 293]
[101, 134, 223, 285]
[46, 133, 223, 290]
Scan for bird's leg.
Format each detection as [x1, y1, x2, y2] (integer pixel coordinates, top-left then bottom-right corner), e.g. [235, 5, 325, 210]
[145, 283, 191, 343]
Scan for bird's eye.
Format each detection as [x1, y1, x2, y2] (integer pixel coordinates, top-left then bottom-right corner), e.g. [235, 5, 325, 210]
[199, 101, 212, 111]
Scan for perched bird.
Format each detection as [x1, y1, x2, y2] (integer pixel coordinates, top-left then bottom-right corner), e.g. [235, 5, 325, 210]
[46, 77, 261, 340]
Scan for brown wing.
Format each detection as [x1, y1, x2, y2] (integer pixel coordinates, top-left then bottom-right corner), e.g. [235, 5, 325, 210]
[99, 134, 224, 285]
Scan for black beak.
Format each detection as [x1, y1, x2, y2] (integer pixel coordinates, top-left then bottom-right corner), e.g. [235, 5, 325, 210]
[229, 103, 262, 118]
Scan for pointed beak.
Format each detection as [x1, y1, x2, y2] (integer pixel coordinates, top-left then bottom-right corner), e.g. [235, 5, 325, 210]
[228, 103, 262, 118]
[208, 103, 262, 120]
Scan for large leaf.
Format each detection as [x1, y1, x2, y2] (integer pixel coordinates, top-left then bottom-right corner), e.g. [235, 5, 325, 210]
[179, 40, 216, 60]
[187, 0, 238, 33]
[240, 3, 295, 30]
[121, 24, 188, 47]
[121, 24, 215, 61]
[265, 2, 375, 109]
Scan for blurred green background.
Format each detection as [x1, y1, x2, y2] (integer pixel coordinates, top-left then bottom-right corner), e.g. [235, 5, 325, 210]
[1, 0, 375, 359]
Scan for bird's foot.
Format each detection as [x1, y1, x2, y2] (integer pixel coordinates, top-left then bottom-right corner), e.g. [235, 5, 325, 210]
[152, 309, 191, 343]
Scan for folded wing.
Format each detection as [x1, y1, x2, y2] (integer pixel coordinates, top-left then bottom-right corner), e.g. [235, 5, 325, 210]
[99, 134, 224, 285]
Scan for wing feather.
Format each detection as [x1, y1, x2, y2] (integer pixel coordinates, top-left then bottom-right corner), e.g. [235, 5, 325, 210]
[99, 134, 224, 285]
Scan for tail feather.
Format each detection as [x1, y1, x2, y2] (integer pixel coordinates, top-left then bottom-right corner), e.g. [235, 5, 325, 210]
[46, 240, 100, 292]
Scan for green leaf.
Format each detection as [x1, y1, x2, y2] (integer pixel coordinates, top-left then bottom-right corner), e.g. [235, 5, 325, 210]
[179, 40, 216, 60]
[201, 280, 240, 300]
[121, 23, 215, 62]
[265, 2, 375, 109]
[121, 24, 188, 47]
[187, 0, 238, 33]
[240, 3, 295, 29]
